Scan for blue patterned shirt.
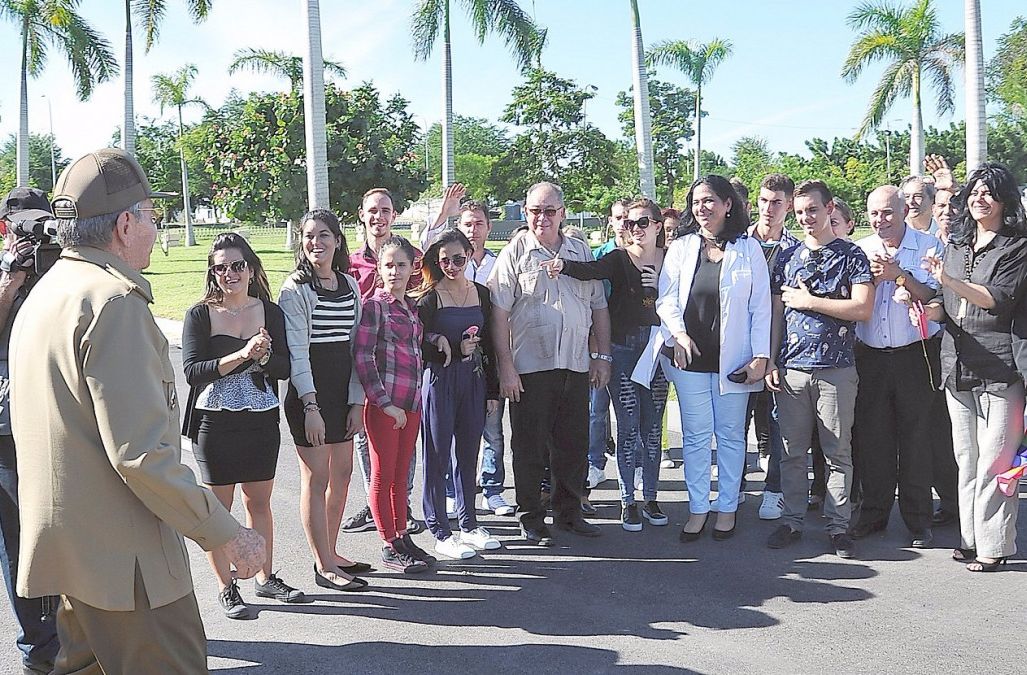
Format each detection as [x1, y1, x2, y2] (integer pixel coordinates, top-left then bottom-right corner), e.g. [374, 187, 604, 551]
[771, 238, 872, 369]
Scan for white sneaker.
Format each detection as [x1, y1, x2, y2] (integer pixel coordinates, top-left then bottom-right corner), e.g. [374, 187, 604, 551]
[659, 450, 674, 469]
[446, 496, 458, 520]
[434, 535, 475, 559]
[586, 465, 607, 489]
[633, 466, 643, 490]
[758, 455, 770, 474]
[759, 491, 784, 520]
[481, 494, 516, 516]
[460, 527, 501, 550]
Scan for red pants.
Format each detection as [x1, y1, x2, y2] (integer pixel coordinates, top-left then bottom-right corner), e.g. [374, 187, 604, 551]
[364, 405, 421, 543]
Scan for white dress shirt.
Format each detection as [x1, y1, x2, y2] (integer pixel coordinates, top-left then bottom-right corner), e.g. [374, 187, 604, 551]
[856, 225, 942, 348]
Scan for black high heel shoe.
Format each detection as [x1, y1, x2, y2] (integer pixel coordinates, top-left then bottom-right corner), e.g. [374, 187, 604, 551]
[966, 557, 1008, 573]
[314, 565, 369, 591]
[712, 513, 737, 541]
[679, 513, 709, 543]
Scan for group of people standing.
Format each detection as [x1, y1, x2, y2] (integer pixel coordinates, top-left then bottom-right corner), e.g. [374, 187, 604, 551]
[1, 143, 1025, 672]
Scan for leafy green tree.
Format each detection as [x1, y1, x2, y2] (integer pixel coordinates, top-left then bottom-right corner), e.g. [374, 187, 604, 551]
[123, 119, 211, 214]
[617, 78, 696, 205]
[228, 48, 347, 90]
[988, 16, 1027, 120]
[841, 0, 963, 175]
[410, 0, 538, 187]
[197, 83, 427, 224]
[2, 0, 118, 185]
[0, 133, 70, 196]
[422, 115, 510, 197]
[646, 38, 732, 180]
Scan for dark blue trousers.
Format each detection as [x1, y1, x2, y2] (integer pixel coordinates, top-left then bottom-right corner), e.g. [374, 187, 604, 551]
[0, 436, 59, 670]
[421, 364, 486, 540]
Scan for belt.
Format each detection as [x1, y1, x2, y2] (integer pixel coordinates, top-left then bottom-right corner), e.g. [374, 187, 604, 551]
[857, 341, 923, 354]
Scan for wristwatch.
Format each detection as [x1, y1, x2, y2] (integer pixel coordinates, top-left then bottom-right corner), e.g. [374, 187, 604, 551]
[895, 272, 908, 287]
[590, 352, 613, 363]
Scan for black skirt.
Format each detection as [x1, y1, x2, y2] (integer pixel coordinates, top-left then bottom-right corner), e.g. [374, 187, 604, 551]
[194, 408, 281, 485]
[285, 340, 353, 447]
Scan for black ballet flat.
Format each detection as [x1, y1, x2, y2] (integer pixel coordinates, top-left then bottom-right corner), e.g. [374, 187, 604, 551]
[314, 565, 369, 591]
[339, 561, 374, 574]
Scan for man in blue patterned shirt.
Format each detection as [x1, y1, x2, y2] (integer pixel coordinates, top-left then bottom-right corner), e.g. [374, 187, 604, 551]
[765, 180, 874, 558]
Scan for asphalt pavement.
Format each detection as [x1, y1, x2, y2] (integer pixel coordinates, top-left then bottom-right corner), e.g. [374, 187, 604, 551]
[0, 324, 1023, 674]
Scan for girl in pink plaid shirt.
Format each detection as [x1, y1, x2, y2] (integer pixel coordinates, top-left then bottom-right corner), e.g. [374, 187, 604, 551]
[354, 236, 435, 573]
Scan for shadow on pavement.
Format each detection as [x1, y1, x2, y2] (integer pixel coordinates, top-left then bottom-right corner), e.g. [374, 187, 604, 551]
[208, 640, 702, 674]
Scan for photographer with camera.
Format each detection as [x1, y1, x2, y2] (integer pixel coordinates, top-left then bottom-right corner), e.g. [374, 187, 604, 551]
[0, 187, 60, 675]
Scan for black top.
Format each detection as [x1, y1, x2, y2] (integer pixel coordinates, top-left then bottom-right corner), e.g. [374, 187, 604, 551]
[560, 248, 659, 345]
[416, 282, 500, 400]
[683, 255, 722, 373]
[940, 230, 1027, 391]
[181, 299, 290, 441]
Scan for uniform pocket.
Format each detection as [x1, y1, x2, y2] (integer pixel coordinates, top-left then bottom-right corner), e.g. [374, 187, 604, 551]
[159, 521, 189, 579]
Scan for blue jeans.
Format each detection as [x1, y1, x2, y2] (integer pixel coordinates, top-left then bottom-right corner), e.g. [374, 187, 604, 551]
[0, 436, 58, 670]
[661, 359, 749, 514]
[766, 395, 784, 493]
[610, 329, 669, 505]
[588, 385, 611, 470]
[479, 399, 506, 498]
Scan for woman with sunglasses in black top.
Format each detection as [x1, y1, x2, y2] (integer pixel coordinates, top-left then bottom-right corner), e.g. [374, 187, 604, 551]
[544, 198, 670, 532]
[181, 233, 298, 619]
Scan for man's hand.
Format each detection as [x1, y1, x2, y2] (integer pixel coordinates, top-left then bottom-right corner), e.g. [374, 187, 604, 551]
[780, 279, 817, 311]
[870, 254, 901, 282]
[486, 399, 499, 415]
[764, 362, 782, 392]
[0, 239, 33, 277]
[744, 357, 769, 385]
[499, 363, 523, 402]
[924, 154, 955, 191]
[921, 253, 945, 286]
[218, 526, 266, 579]
[440, 183, 466, 221]
[590, 358, 611, 390]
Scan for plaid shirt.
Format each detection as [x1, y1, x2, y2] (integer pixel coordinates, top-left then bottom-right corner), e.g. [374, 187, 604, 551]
[349, 242, 423, 300]
[355, 289, 424, 412]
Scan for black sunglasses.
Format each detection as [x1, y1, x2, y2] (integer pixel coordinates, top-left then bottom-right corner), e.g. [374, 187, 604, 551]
[440, 255, 468, 268]
[209, 259, 248, 276]
[625, 216, 661, 230]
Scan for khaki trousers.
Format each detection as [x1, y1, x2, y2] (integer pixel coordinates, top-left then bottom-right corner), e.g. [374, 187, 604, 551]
[54, 567, 208, 674]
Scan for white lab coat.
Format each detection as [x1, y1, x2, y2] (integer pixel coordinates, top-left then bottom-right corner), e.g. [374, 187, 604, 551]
[632, 232, 772, 394]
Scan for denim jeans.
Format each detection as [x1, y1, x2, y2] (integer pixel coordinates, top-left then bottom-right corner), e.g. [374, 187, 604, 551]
[0, 436, 59, 670]
[479, 399, 507, 498]
[765, 396, 784, 493]
[610, 328, 669, 505]
[661, 360, 749, 514]
[588, 385, 611, 470]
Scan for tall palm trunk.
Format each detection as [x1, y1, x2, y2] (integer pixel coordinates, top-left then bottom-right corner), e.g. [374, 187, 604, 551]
[124, 0, 136, 155]
[17, 21, 30, 186]
[964, 0, 987, 172]
[301, 0, 329, 210]
[910, 68, 924, 175]
[629, 0, 655, 198]
[440, 0, 455, 188]
[693, 84, 702, 180]
[177, 106, 195, 246]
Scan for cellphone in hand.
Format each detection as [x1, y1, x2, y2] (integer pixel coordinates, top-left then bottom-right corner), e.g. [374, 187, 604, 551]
[727, 362, 750, 384]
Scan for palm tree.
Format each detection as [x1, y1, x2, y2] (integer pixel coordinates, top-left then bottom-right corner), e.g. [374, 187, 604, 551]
[2, 0, 117, 186]
[964, 0, 986, 172]
[152, 64, 205, 246]
[125, 1, 213, 156]
[628, 0, 655, 198]
[229, 48, 346, 90]
[301, 0, 329, 211]
[841, 0, 963, 175]
[647, 37, 732, 181]
[411, 0, 537, 189]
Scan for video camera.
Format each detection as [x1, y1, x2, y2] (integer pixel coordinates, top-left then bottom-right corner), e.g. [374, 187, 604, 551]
[5, 213, 61, 277]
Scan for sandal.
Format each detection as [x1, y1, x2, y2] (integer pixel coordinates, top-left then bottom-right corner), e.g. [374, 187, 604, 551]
[966, 557, 1008, 573]
[951, 548, 976, 562]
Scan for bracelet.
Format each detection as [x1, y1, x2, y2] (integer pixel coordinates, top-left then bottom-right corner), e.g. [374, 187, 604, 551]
[258, 350, 271, 367]
[303, 403, 320, 414]
[590, 352, 613, 363]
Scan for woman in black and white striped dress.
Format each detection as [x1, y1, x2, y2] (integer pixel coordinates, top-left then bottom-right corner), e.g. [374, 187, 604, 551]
[279, 209, 370, 592]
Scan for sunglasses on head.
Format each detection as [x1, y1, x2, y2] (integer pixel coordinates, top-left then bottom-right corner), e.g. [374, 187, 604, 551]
[440, 255, 468, 268]
[210, 259, 248, 276]
[625, 216, 660, 230]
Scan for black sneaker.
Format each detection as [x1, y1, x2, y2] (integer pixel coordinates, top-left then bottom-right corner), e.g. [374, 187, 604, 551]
[641, 500, 669, 526]
[254, 573, 306, 603]
[341, 505, 376, 533]
[831, 533, 855, 559]
[382, 544, 428, 574]
[218, 580, 251, 619]
[766, 524, 801, 549]
[399, 533, 436, 564]
[621, 504, 642, 532]
[406, 516, 424, 535]
[581, 497, 598, 517]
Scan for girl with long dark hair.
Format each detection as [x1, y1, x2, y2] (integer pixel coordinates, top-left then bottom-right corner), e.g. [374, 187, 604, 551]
[415, 230, 500, 559]
[278, 209, 370, 592]
[181, 233, 296, 618]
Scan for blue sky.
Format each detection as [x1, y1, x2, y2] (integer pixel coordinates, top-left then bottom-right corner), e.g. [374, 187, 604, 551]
[0, 0, 1022, 166]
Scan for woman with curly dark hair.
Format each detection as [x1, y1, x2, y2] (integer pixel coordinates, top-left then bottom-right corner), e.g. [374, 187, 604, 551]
[921, 162, 1027, 572]
[182, 233, 296, 618]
